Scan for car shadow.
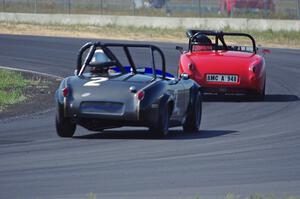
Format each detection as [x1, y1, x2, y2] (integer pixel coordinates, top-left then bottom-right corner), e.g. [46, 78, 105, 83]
[73, 129, 238, 140]
[203, 94, 299, 102]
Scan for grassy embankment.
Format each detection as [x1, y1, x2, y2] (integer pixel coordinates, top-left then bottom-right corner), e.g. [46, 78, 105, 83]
[0, 22, 300, 49]
[0, 69, 39, 111]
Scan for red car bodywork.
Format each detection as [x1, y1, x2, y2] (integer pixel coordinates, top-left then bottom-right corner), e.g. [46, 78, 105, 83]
[178, 30, 266, 97]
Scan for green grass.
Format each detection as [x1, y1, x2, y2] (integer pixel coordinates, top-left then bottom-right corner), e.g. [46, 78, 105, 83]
[0, 69, 32, 111]
[87, 192, 96, 199]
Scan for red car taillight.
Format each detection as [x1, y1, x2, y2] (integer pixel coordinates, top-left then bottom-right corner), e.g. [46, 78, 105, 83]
[249, 65, 258, 74]
[62, 87, 69, 97]
[136, 90, 145, 101]
[188, 63, 194, 71]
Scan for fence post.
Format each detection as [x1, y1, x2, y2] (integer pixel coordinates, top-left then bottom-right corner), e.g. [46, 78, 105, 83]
[298, 0, 300, 19]
[132, 0, 136, 16]
[68, 0, 71, 14]
[64, 0, 66, 13]
[65, 0, 71, 14]
[99, 0, 103, 14]
[2, 0, 5, 12]
[198, 0, 202, 17]
[34, 0, 37, 13]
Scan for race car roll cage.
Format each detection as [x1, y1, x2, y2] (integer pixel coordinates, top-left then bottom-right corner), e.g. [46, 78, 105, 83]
[186, 30, 257, 54]
[76, 42, 167, 80]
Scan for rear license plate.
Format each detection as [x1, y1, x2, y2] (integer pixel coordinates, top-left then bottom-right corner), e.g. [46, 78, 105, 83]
[206, 74, 238, 83]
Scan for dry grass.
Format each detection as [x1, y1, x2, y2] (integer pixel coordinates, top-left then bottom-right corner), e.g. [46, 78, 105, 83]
[0, 22, 185, 43]
[0, 22, 300, 49]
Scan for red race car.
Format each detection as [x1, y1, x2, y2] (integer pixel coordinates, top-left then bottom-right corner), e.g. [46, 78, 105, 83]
[177, 30, 268, 100]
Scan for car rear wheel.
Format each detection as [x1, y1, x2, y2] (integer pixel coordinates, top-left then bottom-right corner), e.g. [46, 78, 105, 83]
[55, 106, 76, 138]
[251, 80, 266, 101]
[257, 84, 266, 100]
[150, 105, 169, 138]
[183, 92, 202, 133]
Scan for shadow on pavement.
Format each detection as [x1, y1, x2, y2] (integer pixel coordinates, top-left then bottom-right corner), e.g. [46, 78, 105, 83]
[203, 94, 299, 102]
[73, 129, 238, 140]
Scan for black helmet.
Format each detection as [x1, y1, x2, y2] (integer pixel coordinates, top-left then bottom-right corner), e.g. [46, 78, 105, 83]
[194, 34, 212, 45]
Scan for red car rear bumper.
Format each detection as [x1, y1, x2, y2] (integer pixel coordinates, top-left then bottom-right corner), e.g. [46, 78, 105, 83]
[195, 74, 264, 95]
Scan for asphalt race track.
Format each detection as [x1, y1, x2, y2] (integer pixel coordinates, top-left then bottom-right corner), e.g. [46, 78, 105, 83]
[0, 34, 300, 199]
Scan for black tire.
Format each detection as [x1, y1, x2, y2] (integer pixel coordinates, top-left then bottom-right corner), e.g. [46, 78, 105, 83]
[150, 104, 169, 138]
[250, 80, 266, 101]
[55, 106, 76, 138]
[259, 80, 266, 100]
[257, 84, 265, 101]
[183, 92, 202, 133]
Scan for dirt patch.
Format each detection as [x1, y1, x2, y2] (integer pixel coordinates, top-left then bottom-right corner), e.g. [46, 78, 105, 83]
[0, 71, 61, 120]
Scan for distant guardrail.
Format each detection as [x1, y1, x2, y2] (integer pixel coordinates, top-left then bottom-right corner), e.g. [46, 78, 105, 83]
[0, 0, 300, 20]
[1, 12, 299, 31]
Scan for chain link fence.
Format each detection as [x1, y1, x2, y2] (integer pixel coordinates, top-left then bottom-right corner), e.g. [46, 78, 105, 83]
[1, 0, 300, 19]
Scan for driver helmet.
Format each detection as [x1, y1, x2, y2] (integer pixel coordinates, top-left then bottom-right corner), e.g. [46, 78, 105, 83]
[90, 49, 110, 74]
[91, 49, 109, 64]
[193, 34, 213, 51]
